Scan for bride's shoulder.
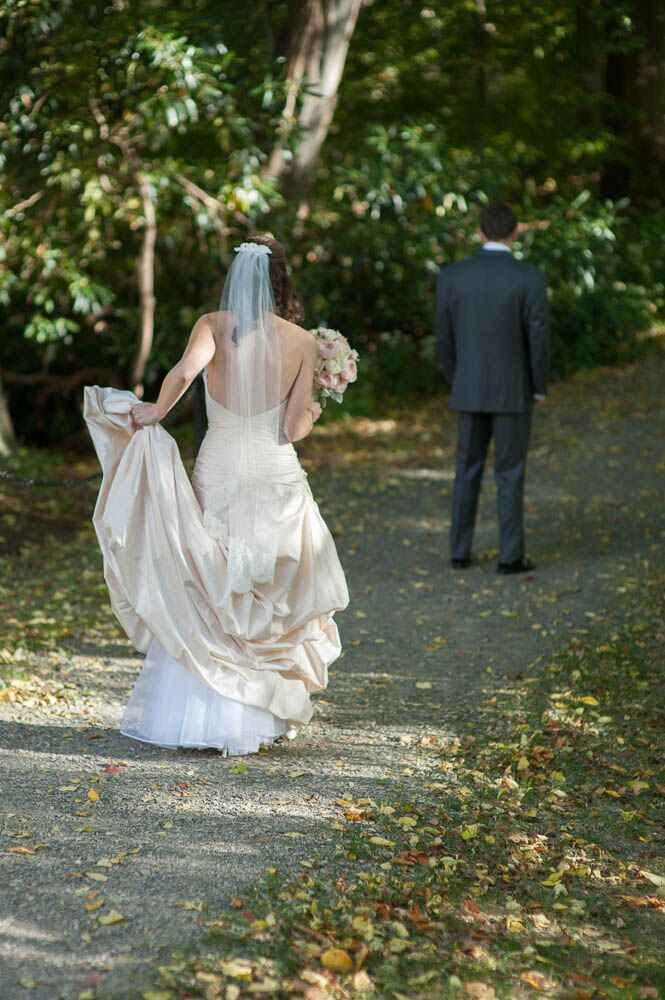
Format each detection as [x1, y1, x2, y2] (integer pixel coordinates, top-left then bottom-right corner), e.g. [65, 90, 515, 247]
[197, 310, 225, 329]
[276, 316, 315, 352]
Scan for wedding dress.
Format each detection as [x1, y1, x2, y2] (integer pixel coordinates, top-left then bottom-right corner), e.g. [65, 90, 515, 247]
[84, 245, 349, 755]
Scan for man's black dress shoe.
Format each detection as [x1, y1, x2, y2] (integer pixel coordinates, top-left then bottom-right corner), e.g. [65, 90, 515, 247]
[497, 557, 535, 575]
[451, 558, 472, 569]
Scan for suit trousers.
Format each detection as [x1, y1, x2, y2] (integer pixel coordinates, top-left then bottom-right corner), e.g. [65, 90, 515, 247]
[450, 411, 532, 564]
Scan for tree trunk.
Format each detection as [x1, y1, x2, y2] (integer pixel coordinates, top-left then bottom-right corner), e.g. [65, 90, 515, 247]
[602, 0, 665, 201]
[0, 370, 17, 456]
[474, 0, 487, 118]
[266, 0, 362, 204]
[129, 172, 157, 396]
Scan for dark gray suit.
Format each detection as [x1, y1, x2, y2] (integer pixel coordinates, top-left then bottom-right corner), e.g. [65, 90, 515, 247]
[435, 248, 549, 564]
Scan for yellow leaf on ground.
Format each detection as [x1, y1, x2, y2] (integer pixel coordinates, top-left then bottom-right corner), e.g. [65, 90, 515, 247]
[246, 979, 280, 993]
[369, 836, 395, 848]
[85, 872, 108, 882]
[415, 681, 432, 689]
[352, 970, 374, 993]
[641, 870, 665, 887]
[396, 815, 417, 828]
[409, 970, 440, 986]
[320, 947, 354, 973]
[98, 908, 125, 925]
[352, 915, 375, 939]
[465, 983, 496, 999]
[87, 789, 100, 802]
[219, 960, 253, 979]
[520, 971, 556, 990]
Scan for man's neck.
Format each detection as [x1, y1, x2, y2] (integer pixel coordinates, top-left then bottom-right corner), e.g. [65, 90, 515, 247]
[482, 240, 512, 253]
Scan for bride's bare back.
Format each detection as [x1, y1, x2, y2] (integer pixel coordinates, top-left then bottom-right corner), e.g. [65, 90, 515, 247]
[133, 309, 319, 444]
[204, 311, 318, 442]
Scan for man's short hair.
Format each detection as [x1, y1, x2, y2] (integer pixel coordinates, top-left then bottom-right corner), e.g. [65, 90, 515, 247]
[480, 202, 518, 241]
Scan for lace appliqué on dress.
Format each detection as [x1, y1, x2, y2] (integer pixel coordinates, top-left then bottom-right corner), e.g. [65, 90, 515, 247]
[203, 510, 229, 542]
[202, 478, 308, 595]
[227, 537, 273, 594]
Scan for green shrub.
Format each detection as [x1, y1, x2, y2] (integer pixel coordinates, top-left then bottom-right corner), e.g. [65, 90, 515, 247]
[290, 124, 663, 404]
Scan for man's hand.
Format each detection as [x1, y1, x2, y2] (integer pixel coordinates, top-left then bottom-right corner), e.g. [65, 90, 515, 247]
[131, 402, 162, 428]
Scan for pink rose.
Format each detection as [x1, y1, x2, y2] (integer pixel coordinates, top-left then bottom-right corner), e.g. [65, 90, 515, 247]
[315, 370, 336, 388]
[332, 373, 349, 393]
[317, 339, 338, 360]
[341, 357, 358, 383]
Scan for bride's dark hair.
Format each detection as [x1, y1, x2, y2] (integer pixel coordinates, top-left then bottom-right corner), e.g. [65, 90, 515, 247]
[245, 235, 304, 325]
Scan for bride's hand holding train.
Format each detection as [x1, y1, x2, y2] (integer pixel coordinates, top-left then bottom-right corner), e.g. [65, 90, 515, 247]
[131, 315, 216, 429]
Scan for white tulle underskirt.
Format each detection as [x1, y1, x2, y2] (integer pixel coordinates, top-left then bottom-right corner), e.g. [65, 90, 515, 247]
[121, 640, 288, 755]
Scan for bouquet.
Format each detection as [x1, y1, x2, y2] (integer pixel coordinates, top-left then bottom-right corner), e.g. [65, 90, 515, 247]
[310, 326, 359, 407]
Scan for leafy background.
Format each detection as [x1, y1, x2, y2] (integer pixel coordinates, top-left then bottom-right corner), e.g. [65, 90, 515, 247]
[1, 0, 664, 442]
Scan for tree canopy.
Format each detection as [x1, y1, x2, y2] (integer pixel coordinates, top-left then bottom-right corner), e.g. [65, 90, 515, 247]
[1, 0, 663, 445]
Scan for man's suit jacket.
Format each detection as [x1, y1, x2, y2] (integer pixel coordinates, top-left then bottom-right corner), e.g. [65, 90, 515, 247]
[435, 249, 549, 413]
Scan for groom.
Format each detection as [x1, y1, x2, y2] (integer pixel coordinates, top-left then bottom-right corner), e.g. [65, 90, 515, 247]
[435, 202, 549, 574]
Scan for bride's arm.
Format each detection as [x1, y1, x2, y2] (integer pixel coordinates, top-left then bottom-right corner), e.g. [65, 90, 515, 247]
[283, 337, 321, 443]
[131, 316, 216, 427]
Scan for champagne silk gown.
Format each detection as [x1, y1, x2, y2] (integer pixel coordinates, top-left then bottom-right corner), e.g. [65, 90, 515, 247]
[83, 372, 349, 755]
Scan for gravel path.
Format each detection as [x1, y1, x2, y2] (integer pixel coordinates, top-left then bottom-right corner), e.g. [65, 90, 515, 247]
[1, 353, 664, 999]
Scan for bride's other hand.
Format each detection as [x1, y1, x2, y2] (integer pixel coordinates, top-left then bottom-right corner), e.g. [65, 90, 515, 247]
[131, 402, 162, 428]
[307, 401, 323, 422]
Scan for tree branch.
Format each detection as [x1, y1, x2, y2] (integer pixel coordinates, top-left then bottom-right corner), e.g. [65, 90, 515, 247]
[5, 191, 45, 219]
[128, 172, 157, 397]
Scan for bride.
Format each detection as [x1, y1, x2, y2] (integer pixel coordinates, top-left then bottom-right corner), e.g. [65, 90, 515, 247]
[84, 236, 349, 755]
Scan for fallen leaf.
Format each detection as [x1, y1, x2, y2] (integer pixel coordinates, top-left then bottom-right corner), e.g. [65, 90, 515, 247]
[465, 983, 496, 999]
[320, 947, 354, 973]
[352, 970, 373, 992]
[219, 960, 253, 979]
[520, 971, 556, 991]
